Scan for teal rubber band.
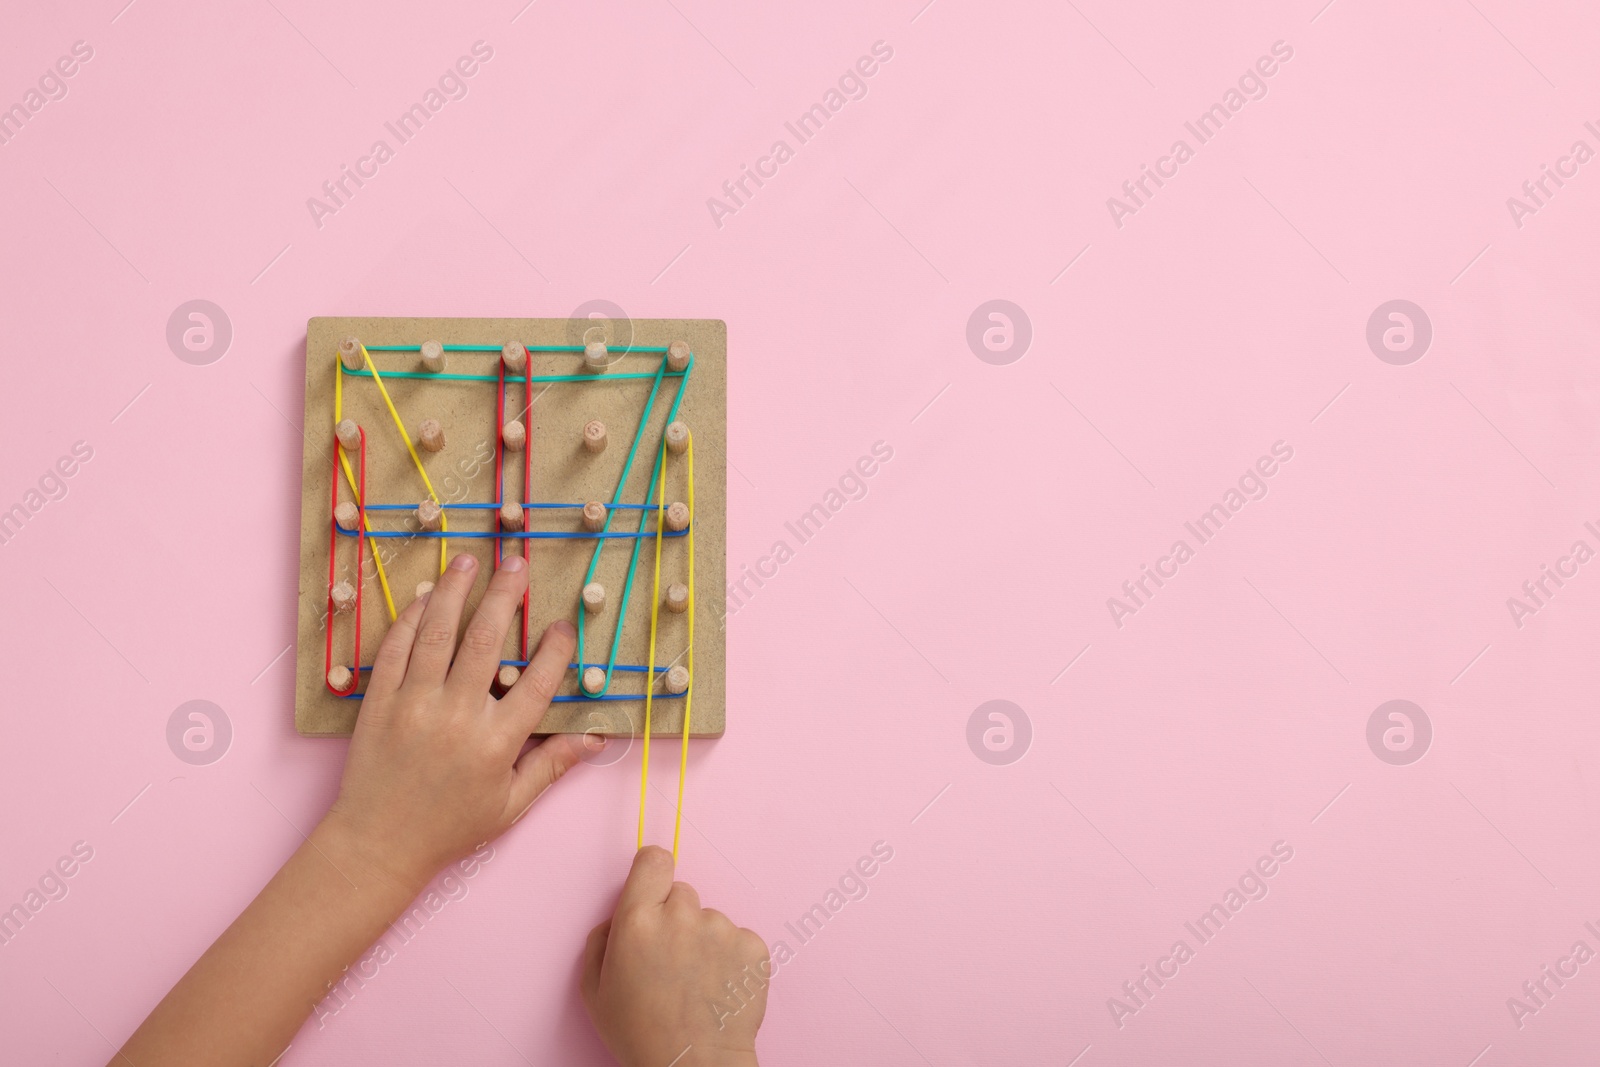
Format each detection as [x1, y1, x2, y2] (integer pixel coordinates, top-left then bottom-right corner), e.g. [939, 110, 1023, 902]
[575, 353, 693, 697]
[341, 369, 686, 384]
[364, 344, 671, 353]
[340, 342, 697, 702]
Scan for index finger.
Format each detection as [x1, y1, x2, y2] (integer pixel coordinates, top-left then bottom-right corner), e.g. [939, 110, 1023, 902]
[502, 617, 577, 735]
[364, 591, 429, 702]
[615, 846, 674, 914]
[404, 553, 478, 689]
[447, 555, 530, 698]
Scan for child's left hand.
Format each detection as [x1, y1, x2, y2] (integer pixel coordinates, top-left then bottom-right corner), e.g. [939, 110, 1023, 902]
[117, 551, 599, 1066]
[326, 552, 598, 894]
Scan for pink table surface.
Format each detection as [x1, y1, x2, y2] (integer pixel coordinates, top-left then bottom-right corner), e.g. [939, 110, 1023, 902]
[3, 1, 1600, 1063]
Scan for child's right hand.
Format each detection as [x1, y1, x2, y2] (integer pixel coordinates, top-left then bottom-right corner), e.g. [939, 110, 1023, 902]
[582, 847, 769, 1067]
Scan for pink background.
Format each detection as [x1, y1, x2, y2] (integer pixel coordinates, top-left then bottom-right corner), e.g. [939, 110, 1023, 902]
[2, 0, 1599, 1063]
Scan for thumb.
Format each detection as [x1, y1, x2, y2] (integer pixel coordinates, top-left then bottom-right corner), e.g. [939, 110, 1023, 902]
[580, 918, 611, 1014]
[507, 733, 591, 818]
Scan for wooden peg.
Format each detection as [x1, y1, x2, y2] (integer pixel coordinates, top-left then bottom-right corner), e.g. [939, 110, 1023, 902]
[664, 421, 689, 455]
[582, 666, 606, 694]
[582, 419, 608, 453]
[584, 341, 609, 370]
[331, 580, 357, 614]
[336, 419, 362, 452]
[666, 340, 691, 372]
[496, 665, 521, 691]
[581, 501, 607, 531]
[418, 419, 446, 453]
[502, 341, 528, 373]
[502, 419, 526, 450]
[582, 582, 606, 614]
[327, 665, 354, 691]
[420, 339, 446, 372]
[665, 582, 689, 614]
[500, 503, 524, 530]
[338, 336, 364, 371]
[417, 500, 443, 531]
[415, 581, 435, 599]
[665, 502, 690, 531]
[334, 501, 361, 529]
[665, 665, 690, 694]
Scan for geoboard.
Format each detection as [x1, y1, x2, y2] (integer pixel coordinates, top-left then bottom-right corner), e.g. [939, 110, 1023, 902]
[293, 317, 726, 739]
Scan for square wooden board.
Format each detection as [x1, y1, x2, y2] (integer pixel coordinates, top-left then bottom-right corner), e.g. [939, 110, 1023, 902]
[293, 317, 726, 739]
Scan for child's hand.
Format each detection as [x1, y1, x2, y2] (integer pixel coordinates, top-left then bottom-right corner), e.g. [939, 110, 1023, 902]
[583, 847, 769, 1067]
[324, 552, 595, 893]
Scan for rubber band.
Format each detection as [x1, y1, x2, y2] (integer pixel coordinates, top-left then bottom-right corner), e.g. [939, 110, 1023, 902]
[356, 343, 448, 573]
[672, 431, 695, 860]
[521, 360, 533, 660]
[332, 525, 688, 541]
[339, 692, 684, 702]
[575, 352, 694, 695]
[495, 357, 506, 575]
[576, 357, 668, 693]
[342, 502, 676, 512]
[350, 660, 676, 674]
[363, 343, 673, 353]
[330, 346, 699, 746]
[595, 360, 694, 694]
[638, 432, 669, 850]
[333, 359, 399, 622]
[638, 429, 695, 862]
[341, 369, 688, 384]
[324, 427, 369, 695]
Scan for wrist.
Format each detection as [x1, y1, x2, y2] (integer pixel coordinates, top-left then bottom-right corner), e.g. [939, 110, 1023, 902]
[618, 1045, 755, 1067]
[311, 811, 438, 906]
[690, 1049, 758, 1067]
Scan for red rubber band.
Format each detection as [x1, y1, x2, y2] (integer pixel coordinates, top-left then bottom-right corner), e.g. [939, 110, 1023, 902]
[495, 358, 506, 573]
[522, 366, 533, 662]
[324, 428, 367, 696]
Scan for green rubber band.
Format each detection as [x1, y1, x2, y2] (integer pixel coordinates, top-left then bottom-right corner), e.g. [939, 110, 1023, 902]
[364, 344, 671, 353]
[340, 369, 686, 384]
[575, 354, 693, 697]
[344, 342, 694, 699]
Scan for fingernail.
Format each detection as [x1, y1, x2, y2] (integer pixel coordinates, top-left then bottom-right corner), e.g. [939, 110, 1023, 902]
[552, 619, 576, 638]
[583, 732, 607, 751]
[450, 554, 476, 572]
[503, 556, 526, 573]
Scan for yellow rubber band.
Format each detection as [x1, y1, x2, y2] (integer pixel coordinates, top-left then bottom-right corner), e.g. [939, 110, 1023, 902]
[358, 343, 448, 574]
[671, 432, 695, 861]
[638, 444, 668, 851]
[638, 430, 695, 860]
[333, 358, 398, 622]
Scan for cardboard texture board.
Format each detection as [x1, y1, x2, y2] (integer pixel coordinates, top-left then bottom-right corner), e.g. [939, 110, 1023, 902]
[293, 317, 726, 739]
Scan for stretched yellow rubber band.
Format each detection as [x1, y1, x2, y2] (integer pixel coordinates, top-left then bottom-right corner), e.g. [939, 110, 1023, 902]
[358, 343, 448, 575]
[333, 357, 398, 622]
[672, 434, 695, 860]
[638, 430, 695, 861]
